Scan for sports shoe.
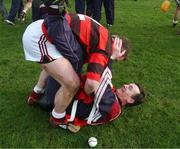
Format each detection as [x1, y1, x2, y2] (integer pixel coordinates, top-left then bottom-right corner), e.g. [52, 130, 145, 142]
[172, 20, 178, 27]
[49, 116, 67, 129]
[27, 90, 43, 105]
[173, 22, 178, 27]
[107, 24, 113, 29]
[4, 19, 15, 25]
[19, 11, 26, 22]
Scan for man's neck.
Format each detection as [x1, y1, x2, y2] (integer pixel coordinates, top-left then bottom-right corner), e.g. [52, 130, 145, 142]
[115, 94, 123, 107]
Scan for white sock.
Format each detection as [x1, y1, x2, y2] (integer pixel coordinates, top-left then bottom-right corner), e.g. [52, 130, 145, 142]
[173, 20, 178, 24]
[33, 85, 45, 94]
[52, 109, 66, 119]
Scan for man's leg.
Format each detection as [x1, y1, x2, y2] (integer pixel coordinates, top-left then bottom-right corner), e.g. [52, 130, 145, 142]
[42, 57, 80, 126]
[37, 76, 59, 112]
[104, 0, 114, 27]
[75, 0, 85, 14]
[6, 0, 21, 22]
[0, 0, 8, 19]
[92, 0, 102, 22]
[173, 5, 180, 27]
[17, 0, 23, 19]
[32, 1, 40, 22]
[28, 69, 48, 105]
[86, 0, 93, 16]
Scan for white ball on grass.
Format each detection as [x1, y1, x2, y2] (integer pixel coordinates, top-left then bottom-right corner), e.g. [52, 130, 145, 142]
[88, 137, 97, 147]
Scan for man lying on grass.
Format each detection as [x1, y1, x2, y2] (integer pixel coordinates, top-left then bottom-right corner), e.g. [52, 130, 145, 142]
[37, 66, 145, 133]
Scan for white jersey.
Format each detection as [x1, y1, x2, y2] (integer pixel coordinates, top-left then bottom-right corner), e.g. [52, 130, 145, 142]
[22, 19, 62, 63]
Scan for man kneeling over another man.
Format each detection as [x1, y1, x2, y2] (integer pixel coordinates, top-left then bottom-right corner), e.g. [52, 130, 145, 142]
[22, 12, 145, 132]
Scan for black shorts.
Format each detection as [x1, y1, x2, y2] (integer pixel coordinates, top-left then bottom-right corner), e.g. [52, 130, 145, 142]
[44, 15, 84, 74]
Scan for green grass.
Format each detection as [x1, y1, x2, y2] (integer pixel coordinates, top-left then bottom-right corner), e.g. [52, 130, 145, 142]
[0, 0, 180, 148]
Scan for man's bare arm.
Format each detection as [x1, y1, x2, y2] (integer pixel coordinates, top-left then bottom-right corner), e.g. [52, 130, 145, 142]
[84, 79, 100, 95]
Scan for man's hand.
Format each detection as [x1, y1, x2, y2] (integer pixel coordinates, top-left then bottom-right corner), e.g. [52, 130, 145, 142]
[67, 123, 81, 133]
[111, 37, 126, 60]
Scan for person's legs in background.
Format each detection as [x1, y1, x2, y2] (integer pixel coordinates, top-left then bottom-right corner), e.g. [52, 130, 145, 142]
[92, 0, 102, 22]
[39, 4, 47, 20]
[17, 0, 23, 20]
[32, 1, 41, 22]
[86, 0, 93, 16]
[32, 2, 40, 22]
[173, 4, 180, 27]
[0, 0, 8, 19]
[32, 0, 47, 22]
[104, 0, 114, 27]
[75, 0, 85, 14]
[4, 0, 22, 25]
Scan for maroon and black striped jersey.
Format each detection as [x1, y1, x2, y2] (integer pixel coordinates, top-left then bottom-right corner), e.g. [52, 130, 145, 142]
[65, 13, 112, 81]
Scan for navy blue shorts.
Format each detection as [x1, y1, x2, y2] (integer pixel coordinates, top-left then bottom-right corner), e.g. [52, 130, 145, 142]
[44, 15, 84, 74]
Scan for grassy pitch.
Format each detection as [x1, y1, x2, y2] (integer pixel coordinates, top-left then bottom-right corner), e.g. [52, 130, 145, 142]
[0, 0, 180, 147]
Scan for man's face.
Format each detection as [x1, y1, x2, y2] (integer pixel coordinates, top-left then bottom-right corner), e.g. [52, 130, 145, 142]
[116, 83, 140, 104]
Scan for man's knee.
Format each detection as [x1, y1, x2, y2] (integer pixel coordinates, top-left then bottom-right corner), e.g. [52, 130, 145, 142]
[66, 76, 80, 93]
[41, 58, 80, 93]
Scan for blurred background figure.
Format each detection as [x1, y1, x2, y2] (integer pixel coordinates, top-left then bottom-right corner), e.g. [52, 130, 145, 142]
[172, 0, 180, 27]
[19, 0, 32, 22]
[31, 0, 47, 21]
[0, 0, 8, 19]
[75, 0, 93, 16]
[4, 0, 23, 25]
[93, 0, 114, 28]
[20, 0, 47, 22]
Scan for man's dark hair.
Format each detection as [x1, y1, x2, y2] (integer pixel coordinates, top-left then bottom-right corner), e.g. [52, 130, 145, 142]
[126, 83, 145, 107]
